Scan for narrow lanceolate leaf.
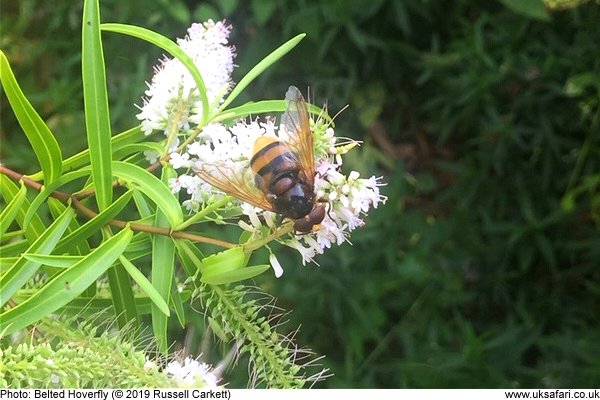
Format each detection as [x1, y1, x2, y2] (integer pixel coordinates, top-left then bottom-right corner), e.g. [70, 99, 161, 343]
[22, 254, 83, 269]
[50, 290, 192, 318]
[175, 239, 205, 277]
[82, 0, 112, 211]
[170, 277, 186, 328]
[28, 126, 144, 182]
[198, 247, 270, 285]
[201, 264, 271, 285]
[23, 168, 91, 230]
[0, 180, 27, 237]
[54, 190, 134, 254]
[47, 198, 91, 260]
[213, 100, 330, 124]
[119, 256, 169, 316]
[0, 51, 63, 184]
[0, 175, 46, 241]
[152, 167, 177, 352]
[112, 161, 183, 227]
[101, 23, 209, 125]
[214, 100, 286, 123]
[112, 142, 164, 162]
[0, 207, 75, 307]
[0, 227, 133, 335]
[107, 256, 139, 330]
[45, 200, 94, 298]
[219, 33, 306, 111]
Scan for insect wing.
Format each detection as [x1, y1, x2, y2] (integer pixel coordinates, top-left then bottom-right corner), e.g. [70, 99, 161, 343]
[195, 161, 275, 212]
[281, 86, 315, 183]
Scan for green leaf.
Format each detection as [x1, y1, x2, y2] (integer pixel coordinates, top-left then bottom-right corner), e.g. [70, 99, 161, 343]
[107, 257, 139, 330]
[112, 161, 183, 227]
[82, 0, 113, 211]
[199, 246, 260, 284]
[499, 0, 550, 21]
[200, 246, 247, 275]
[214, 99, 330, 124]
[23, 168, 91, 230]
[51, 290, 192, 318]
[0, 180, 27, 237]
[132, 190, 153, 219]
[28, 126, 145, 182]
[101, 23, 209, 125]
[174, 239, 204, 277]
[0, 207, 74, 307]
[22, 254, 83, 268]
[119, 256, 170, 316]
[47, 199, 92, 266]
[151, 167, 177, 352]
[0, 241, 29, 258]
[112, 143, 164, 162]
[201, 264, 271, 285]
[54, 190, 134, 254]
[0, 176, 45, 242]
[55, 296, 152, 318]
[219, 34, 306, 111]
[214, 100, 285, 122]
[0, 227, 133, 335]
[123, 233, 152, 262]
[0, 51, 63, 184]
[170, 277, 186, 328]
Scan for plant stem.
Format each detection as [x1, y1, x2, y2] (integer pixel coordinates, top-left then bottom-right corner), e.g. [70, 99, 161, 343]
[174, 195, 235, 231]
[0, 164, 236, 248]
[243, 221, 294, 251]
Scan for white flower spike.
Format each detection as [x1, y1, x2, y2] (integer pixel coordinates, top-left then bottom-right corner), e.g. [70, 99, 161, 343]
[140, 20, 386, 274]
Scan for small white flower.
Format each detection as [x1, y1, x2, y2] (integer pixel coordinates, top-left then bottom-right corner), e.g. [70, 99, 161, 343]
[166, 357, 221, 388]
[50, 374, 60, 385]
[269, 253, 284, 278]
[286, 239, 318, 265]
[238, 219, 256, 232]
[144, 360, 157, 370]
[144, 150, 160, 164]
[182, 198, 201, 213]
[169, 152, 191, 169]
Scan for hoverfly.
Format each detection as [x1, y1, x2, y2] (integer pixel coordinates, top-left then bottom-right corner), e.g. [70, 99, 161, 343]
[196, 86, 326, 233]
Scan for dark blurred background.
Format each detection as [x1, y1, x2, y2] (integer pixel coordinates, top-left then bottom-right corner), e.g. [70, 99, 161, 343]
[1, 0, 599, 388]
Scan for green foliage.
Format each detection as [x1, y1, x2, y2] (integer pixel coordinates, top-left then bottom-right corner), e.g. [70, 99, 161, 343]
[0, 318, 172, 388]
[1, 0, 327, 388]
[0, 52, 62, 183]
[82, 0, 113, 211]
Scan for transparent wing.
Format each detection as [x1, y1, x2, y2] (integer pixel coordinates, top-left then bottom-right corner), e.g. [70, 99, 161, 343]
[195, 161, 275, 212]
[281, 86, 315, 184]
